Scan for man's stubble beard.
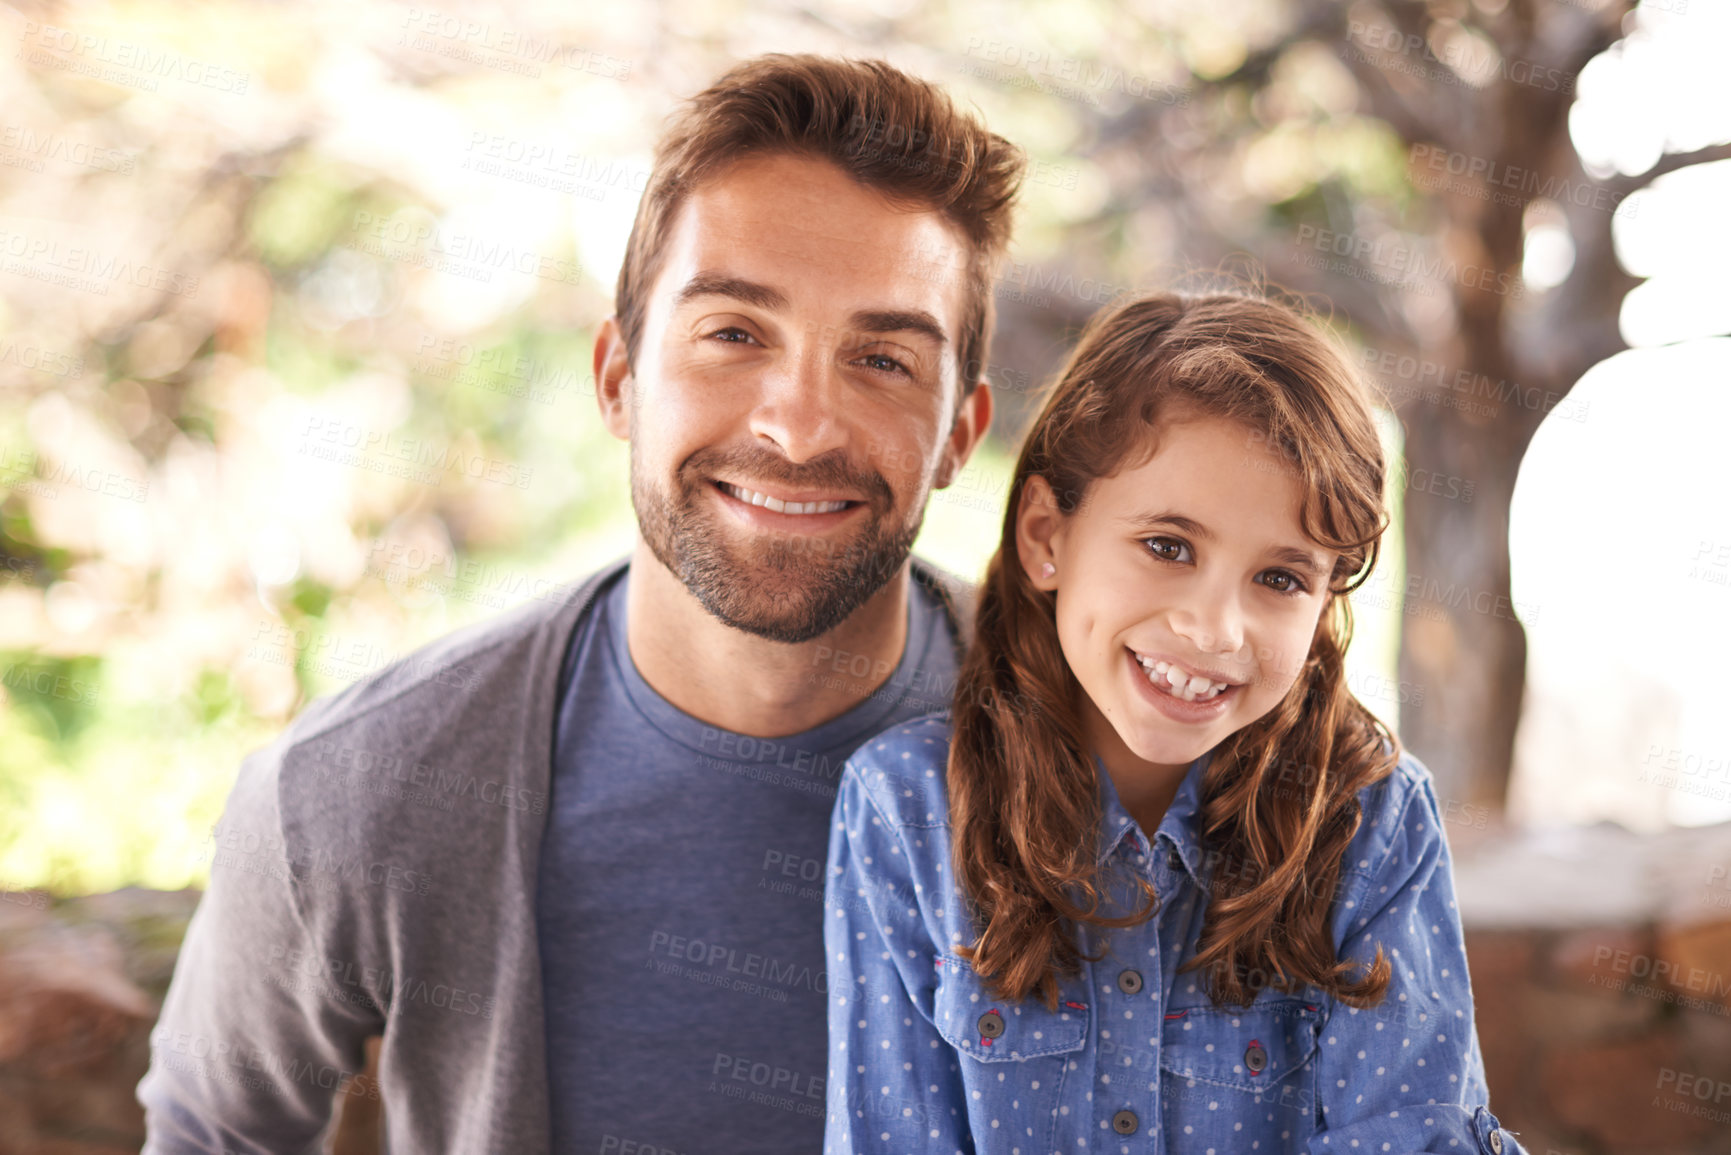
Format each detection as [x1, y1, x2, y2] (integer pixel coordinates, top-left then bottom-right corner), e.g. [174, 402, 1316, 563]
[629, 430, 930, 646]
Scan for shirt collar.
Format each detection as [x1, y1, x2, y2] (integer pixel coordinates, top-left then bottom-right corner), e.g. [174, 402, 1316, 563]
[1093, 747, 1214, 890]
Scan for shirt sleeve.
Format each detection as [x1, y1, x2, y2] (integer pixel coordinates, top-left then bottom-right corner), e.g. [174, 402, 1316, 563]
[1308, 767, 1528, 1155]
[137, 733, 382, 1154]
[823, 757, 971, 1155]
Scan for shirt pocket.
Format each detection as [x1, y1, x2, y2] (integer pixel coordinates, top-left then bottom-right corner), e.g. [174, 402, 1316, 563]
[932, 953, 1090, 1060]
[1160, 998, 1321, 1137]
[932, 953, 1091, 1148]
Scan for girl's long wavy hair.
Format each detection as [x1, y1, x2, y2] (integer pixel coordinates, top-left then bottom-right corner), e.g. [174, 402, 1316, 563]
[949, 289, 1401, 1012]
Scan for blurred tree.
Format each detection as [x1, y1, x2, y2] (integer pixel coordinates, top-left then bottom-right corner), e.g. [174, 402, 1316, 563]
[976, 0, 1729, 812]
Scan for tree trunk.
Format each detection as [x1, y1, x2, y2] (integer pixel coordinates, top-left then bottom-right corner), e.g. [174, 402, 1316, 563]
[1395, 391, 1534, 811]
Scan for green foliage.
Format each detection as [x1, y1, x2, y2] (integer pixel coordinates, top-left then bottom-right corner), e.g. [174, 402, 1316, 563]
[247, 158, 370, 271]
[0, 653, 104, 744]
[289, 576, 334, 619]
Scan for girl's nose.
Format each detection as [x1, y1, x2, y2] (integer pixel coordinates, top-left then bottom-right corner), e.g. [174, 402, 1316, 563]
[1169, 594, 1244, 656]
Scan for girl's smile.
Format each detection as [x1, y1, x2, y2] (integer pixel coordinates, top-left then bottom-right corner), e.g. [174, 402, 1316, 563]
[1124, 647, 1242, 723]
[1128, 647, 1244, 701]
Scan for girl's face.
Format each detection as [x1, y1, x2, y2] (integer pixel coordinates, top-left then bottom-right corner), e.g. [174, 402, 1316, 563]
[1016, 412, 1340, 777]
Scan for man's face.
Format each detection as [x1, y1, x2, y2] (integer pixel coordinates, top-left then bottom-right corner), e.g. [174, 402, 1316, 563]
[603, 152, 988, 643]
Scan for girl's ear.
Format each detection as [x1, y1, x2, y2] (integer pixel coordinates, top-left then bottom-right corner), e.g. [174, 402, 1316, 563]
[1015, 475, 1066, 591]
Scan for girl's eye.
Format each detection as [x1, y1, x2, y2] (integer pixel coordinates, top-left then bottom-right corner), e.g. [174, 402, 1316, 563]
[1143, 537, 1191, 564]
[1259, 569, 1309, 596]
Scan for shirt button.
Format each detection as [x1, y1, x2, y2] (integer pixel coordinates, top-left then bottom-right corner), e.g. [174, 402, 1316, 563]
[1116, 969, 1143, 995]
[1244, 1041, 1268, 1072]
[1111, 1109, 1139, 1135]
[1489, 1130, 1504, 1154]
[977, 1011, 1005, 1039]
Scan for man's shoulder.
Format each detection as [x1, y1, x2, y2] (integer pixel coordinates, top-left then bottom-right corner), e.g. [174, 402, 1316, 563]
[289, 560, 621, 738]
[909, 555, 976, 654]
[259, 557, 626, 820]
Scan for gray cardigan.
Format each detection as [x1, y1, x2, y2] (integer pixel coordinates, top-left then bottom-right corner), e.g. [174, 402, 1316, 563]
[138, 554, 975, 1154]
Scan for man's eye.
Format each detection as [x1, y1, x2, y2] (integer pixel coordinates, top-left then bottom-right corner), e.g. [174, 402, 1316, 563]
[857, 353, 911, 377]
[707, 327, 755, 343]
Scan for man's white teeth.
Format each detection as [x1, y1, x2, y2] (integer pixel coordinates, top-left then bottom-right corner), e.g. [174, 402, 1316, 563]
[721, 483, 849, 515]
[1134, 654, 1230, 702]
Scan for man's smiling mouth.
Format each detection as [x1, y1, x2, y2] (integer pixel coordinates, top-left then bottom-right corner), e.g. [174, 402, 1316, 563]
[715, 481, 855, 515]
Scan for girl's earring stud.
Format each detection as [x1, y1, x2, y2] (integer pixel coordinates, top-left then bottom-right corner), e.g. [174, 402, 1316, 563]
[1040, 563, 1056, 580]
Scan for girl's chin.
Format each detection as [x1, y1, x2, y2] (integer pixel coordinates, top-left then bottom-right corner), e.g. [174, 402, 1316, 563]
[1115, 728, 1213, 772]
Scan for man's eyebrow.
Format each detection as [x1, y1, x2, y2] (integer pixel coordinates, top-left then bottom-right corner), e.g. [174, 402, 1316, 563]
[673, 272, 789, 312]
[847, 309, 949, 348]
[1123, 511, 1329, 579]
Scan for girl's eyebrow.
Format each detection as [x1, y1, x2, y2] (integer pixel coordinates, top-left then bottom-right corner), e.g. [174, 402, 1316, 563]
[1123, 511, 1210, 539]
[1123, 511, 1330, 580]
[1267, 545, 1330, 581]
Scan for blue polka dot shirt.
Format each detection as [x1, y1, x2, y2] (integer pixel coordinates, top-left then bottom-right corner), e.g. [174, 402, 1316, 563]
[822, 712, 1525, 1155]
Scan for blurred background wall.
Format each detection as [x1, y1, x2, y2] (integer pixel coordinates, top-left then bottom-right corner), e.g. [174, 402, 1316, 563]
[0, 0, 1728, 1151]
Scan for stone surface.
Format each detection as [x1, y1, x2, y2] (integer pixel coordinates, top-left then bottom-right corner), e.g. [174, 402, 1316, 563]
[1465, 927, 1542, 1124]
[1652, 918, 1731, 1013]
[1547, 925, 1657, 992]
[0, 889, 199, 1155]
[1541, 1033, 1714, 1151]
[1518, 985, 1659, 1047]
[1453, 819, 1731, 933]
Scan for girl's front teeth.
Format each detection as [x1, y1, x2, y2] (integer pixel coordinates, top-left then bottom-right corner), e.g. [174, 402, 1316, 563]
[1135, 654, 1229, 702]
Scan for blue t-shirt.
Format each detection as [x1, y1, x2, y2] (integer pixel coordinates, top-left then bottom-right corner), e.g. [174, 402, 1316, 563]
[538, 565, 960, 1153]
[823, 712, 1525, 1155]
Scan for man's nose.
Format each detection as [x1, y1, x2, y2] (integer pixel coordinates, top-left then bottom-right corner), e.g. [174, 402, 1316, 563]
[746, 340, 849, 464]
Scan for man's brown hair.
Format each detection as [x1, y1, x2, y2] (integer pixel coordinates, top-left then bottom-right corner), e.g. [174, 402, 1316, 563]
[615, 53, 1026, 393]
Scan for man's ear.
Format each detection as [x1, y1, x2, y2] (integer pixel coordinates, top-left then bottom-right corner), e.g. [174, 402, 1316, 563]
[1015, 474, 1066, 591]
[593, 316, 633, 440]
[934, 379, 993, 489]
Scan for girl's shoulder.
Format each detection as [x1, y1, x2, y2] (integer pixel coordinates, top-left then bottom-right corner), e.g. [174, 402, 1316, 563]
[840, 709, 957, 832]
[1362, 742, 1437, 810]
[1341, 743, 1450, 885]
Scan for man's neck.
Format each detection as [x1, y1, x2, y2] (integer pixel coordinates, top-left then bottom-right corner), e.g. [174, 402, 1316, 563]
[622, 540, 913, 739]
